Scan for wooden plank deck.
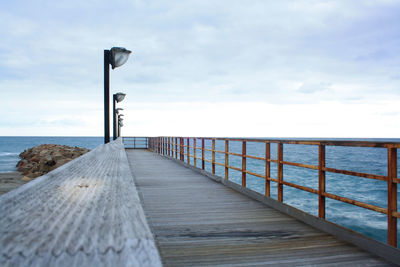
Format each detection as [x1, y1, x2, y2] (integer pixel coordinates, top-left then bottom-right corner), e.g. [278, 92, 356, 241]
[0, 140, 161, 267]
[126, 149, 395, 266]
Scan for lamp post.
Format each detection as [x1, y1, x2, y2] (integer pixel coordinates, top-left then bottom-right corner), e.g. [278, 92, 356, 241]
[115, 108, 123, 138]
[113, 93, 126, 140]
[118, 115, 124, 137]
[104, 47, 131, 144]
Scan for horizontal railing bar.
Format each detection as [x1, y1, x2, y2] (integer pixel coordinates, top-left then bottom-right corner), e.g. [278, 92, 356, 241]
[215, 162, 225, 167]
[268, 177, 279, 183]
[245, 170, 265, 179]
[245, 154, 265, 160]
[282, 161, 319, 170]
[227, 165, 242, 172]
[163, 137, 400, 148]
[323, 192, 387, 214]
[282, 181, 319, 194]
[324, 167, 387, 181]
[228, 152, 242, 157]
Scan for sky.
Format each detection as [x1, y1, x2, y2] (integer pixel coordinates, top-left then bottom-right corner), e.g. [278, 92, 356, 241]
[0, 0, 399, 138]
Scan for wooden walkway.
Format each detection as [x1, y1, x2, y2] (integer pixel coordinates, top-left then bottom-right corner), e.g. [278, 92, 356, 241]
[0, 140, 161, 267]
[126, 150, 394, 266]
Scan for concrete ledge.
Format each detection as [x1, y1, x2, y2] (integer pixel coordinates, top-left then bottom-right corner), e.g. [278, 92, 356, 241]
[0, 139, 162, 267]
[161, 154, 400, 266]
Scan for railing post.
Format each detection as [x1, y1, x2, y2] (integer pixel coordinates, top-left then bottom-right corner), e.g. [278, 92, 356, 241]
[175, 137, 177, 158]
[277, 142, 283, 202]
[242, 141, 246, 187]
[388, 147, 397, 247]
[225, 139, 229, 179]
[180, 138, 184, 161]
[212, 139, 216, 174]
[194, 139, 197, 167]
[202, 139, 205, 170]
[187, 138, 190, 165]
[318, 144, 326, 219]
[265, 142, 270, 197]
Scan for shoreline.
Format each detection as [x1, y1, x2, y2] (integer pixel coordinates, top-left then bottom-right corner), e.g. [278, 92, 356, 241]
[0, 171, 29, 196]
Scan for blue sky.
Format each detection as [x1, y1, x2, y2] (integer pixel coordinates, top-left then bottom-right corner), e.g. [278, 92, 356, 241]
[0, 0, 399, 137]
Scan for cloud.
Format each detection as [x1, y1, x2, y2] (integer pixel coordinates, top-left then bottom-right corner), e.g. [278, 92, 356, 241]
[0, 0, 400, 136]
[297, 81, 332, 94]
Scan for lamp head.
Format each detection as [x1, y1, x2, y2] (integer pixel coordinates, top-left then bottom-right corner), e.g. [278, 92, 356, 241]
[116, 108, 124, 114]
[110, 47, 131, 69]
[114, 92, 126, 103]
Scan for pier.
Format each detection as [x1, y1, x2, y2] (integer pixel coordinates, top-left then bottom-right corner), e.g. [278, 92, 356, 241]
[0, 137, 399, 266]
[127, 149, 395, 266]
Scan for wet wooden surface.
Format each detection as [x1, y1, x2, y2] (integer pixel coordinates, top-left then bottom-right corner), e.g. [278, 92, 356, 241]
[126, 149, 394, 266]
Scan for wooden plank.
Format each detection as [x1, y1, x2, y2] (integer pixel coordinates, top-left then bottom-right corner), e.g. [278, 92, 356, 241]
[126, 150, 393, 266]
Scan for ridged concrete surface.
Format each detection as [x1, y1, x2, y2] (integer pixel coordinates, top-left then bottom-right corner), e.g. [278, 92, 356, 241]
[0, 139, 161, 267]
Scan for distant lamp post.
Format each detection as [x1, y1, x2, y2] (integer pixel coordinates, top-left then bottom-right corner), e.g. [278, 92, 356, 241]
[104, 47, 131, 144]
[113, 92, 126, 140]
[118, 115, 124, 137]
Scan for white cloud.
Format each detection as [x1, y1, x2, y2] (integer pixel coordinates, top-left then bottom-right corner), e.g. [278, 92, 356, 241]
[0, 0, 399, 137]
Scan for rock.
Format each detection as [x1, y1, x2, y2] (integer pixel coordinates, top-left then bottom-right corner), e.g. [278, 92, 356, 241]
[16, 144, 90, 180]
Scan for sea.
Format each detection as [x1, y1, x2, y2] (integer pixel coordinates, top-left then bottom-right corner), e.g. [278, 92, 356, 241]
[0, 136, 399, 246]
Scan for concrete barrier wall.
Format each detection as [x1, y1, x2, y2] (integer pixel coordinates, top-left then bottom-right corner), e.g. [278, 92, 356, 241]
[0, 139, 162, 267]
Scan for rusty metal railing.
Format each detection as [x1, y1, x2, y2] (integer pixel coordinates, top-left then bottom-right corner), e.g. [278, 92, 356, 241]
[148, 136, 399, 247]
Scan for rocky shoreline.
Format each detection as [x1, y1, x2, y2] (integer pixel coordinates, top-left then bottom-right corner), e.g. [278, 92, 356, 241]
[17, 144, 90, 179]
[0, 144, 90, 195]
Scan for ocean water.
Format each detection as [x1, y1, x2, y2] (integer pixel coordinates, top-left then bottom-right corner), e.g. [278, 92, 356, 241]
[0, 137, 102, 172]
[182, 138, 400, 246]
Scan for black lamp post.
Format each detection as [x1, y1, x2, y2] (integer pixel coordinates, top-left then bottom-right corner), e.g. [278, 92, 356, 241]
[118, 115, 124, 137]
[113, 93, 126, 140]
[104, 47, 131, 144]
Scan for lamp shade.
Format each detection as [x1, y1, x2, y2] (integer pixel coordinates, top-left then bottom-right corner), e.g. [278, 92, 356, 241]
[120, 122, 124, 127]
[110, 47, 131, 69]
[115, 92, 126, 102]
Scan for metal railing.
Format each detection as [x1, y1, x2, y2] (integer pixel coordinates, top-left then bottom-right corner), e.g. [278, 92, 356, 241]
[122, 137, 149, 149]
[148, 136, 399, 247]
